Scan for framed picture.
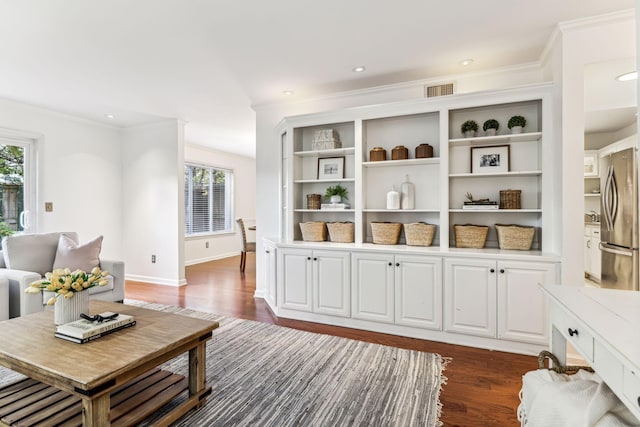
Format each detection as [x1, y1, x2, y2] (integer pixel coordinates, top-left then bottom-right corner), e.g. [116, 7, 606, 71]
[470, 145, 510, 174]
[318, 157, 345, 179]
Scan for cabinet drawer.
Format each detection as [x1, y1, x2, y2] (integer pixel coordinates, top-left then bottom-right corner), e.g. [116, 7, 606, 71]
[552, 304, 594, 362]
[623, 367, 640, 414]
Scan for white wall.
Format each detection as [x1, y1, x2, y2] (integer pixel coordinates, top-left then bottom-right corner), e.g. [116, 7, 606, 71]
[253, 66, 546, 295]
[0, 98, 123, 259]
[585, 122, 638, 150]
[543, 10, 636, 286]
[184, 144, 256, 265]
[122, 120, 186, 286]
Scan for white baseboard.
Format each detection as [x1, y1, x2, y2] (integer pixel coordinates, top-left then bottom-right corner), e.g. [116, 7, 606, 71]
[184, 251, 240, 266]
[125, 274, 187, 287]
[253, 289, 266, 298]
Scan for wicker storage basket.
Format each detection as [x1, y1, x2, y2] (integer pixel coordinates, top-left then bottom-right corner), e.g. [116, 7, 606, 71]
[371, 222, 402, 245]
[500, 189, 521, 209]
[453, 224, 489, 248]
[299, 221, 327, 242]
[403, 222, 436, 246]
[495, 224, 535, 250]
[306, 194, 321, 210]
[327, 222, 355, 243]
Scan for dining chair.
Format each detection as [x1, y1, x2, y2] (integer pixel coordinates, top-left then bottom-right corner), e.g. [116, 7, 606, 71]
[236, 218, 256, 273]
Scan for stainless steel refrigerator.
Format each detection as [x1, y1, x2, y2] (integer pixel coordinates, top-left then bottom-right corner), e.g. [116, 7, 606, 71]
[600, 147, 639, 290]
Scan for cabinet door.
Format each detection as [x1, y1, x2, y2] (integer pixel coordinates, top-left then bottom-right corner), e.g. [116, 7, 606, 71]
[444, 258, 496, 337]
[591, 231, 601, 280]
[352, 252, 394, 324]
[278, 248, 313, 312]
[264, 243, 277, 309]
[395, 255, 442, 330]
[584, 235, 592, 276]
[313, 250, 351, 317]
[497, 261, 556, 344]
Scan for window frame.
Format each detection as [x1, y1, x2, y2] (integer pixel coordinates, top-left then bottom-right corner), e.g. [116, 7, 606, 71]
[184, 162, 234, 237]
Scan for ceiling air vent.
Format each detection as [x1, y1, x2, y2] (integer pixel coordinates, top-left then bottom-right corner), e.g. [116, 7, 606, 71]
[424, 82, 455, 98]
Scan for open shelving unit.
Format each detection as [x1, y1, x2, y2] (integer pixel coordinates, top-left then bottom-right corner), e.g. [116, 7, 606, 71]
[280, 84, 556, 255]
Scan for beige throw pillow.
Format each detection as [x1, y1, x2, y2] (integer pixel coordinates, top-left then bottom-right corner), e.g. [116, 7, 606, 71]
[52, 234, 103, 272]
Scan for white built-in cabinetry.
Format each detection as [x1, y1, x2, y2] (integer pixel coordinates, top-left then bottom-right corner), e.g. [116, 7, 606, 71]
[268, 84, 561, 355]
[584, 224, 601, 281]
[278, 248, 350, 317]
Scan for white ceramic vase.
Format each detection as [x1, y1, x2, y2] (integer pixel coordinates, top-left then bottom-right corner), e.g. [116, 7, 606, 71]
[463, 130, 475, 138]
[510, 126, 523, 134]
[54, 290, 89, 325]
[330, 195, 341, 203]
[485, 128, 497, 136]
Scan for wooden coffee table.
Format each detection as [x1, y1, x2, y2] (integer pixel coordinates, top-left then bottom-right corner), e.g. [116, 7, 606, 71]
[0, 300, 219, 426]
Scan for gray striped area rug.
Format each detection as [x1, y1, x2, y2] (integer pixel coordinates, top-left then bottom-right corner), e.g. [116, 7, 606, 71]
[0, 301, 448, 426]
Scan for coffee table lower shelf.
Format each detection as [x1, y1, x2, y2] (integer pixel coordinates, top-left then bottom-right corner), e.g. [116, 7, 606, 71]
[0, 368, 204, 427]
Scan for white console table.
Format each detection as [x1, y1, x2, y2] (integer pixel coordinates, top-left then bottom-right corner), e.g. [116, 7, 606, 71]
[540, 284, 640, 421]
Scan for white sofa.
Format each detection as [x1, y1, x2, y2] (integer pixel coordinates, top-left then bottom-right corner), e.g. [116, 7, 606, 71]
[0, 232, 125, 318]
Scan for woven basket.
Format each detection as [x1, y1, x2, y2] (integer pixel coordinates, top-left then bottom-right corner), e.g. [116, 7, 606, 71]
[500, 189, 521, 209]
[537, 350, 594, 375]
[495, 224, 535, 250]
[327, 222, 354, 243]
[453, 224, 489, 248]
[299, 221, 327, 242]
[306, 194, 321, 210]
[403, 223, 436, 246]
[371, 222, 402, 245]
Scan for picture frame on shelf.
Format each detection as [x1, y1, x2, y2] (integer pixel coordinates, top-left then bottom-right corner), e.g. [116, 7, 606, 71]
[318, 157, 345, 179]
[471, 145, 510, 174]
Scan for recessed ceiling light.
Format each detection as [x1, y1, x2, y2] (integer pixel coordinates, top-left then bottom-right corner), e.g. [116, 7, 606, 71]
[460, 59, 474, 66]
[104, 114, 115, 119]
[352, 66, 366, 73]
[282, 90, 294, 96]
[616, 71, 637, 81]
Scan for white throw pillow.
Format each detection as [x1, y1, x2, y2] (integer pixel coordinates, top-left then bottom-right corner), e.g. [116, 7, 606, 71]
[52, 234, 103, 272]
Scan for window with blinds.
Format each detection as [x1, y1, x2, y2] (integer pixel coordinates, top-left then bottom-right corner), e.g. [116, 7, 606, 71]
[184, 163, 233, 235]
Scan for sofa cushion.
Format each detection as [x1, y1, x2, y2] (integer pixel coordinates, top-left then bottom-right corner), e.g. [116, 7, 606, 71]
[53, 234, 102, 273]
[2, 232, 78, 276]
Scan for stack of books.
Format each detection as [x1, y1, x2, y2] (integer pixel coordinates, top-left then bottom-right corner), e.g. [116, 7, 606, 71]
[462, 201, 499, 210]
[55, 312, 136, 344]
[321, 202, 351, 211]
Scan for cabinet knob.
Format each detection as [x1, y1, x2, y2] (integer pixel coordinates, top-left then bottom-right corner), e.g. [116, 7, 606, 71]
[265, 250, 270, 254]
[388, 262, 393, 266]
[396, 262, 400, 267]
[307, 257, 311, 261]
[490, 268, 495, 273]
[568, 328, 578, 337]
[313, 257, 317, 261]
[500, 269, 505, 274]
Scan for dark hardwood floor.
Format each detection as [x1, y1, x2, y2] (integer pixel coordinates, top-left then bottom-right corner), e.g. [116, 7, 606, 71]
[126, 255, 536, 426]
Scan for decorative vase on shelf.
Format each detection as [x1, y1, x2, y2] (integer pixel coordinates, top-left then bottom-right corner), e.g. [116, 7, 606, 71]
[54, 290, 89, 325]
[464, 131, 475, 138]
[386, 186, 400, 210]
[485, 129, 497, 136]
[330, 195, 342, 203]
[401, 175, 415, 210]
[510, 126, 523, 134]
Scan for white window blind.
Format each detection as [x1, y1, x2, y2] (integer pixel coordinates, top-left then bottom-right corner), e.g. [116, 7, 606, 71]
[184, 163, 233, 235]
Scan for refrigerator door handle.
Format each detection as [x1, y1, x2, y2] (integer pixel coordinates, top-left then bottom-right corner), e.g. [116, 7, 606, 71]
[599, 242, 633, 257]
[610, 168, 618, 225]
[602, 165, 614, 230]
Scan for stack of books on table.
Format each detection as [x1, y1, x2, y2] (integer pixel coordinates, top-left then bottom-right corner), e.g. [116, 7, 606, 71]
[462, 201, 499, 210]
[55, 313, 136, 344]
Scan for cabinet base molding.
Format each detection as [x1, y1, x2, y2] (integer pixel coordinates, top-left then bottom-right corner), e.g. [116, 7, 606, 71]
[270, 303, 546, 356]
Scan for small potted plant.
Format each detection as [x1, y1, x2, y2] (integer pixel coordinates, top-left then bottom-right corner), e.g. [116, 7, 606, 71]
[461, 120, 478, 138]
[482, 119, 500, 136]
[507, 115, 526, 134]
[325, 184, 348, 203]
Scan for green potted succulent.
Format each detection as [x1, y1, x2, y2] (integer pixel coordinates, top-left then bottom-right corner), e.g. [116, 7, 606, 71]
[461, 120, 478, 138]
[507, 115, 526, 134]
[325, 184, 348, 203]
[482, 119, 500, 136]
